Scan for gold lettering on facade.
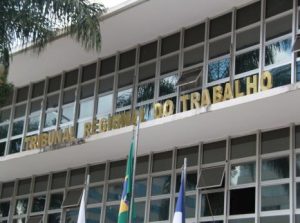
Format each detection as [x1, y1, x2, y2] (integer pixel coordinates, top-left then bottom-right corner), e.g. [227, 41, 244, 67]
[212, 85, 223, 104]
[223, 83, 233, 101]
[154, 103, 163, 119]
[180, 95, 190, 112]
[246, 75, 258, 95]
[163, 100, 174, 116]
[261, 71, 273, 91]
[234, 80, 245, 98]
[190, 92, 200, 109]
[201, 89, 211, 107]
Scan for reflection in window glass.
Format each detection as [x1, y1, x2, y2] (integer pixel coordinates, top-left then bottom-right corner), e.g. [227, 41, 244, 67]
[209, 36, 231, 59]
[262, 157, 289, 181]
[176, 146, 198, 168]
[160, 55, 179, 75]
[230, 188, 255, 215]
[231, 135, 256, 159]
[266, 14, 292, 41]
[176, 172, 197, 192]
[137, 82, 154, 103]
[105, 205, 118, 223]
[297, 60, 300, 82]
[31, 195, 46, 212]
[14, 198, 28, 215]
[135, 179, 147, 198]
[0, 109, 11, 123]
[87, 207, 100, 223]
[28, 115, 40, 132]
[0, 124, 9, 139]
[235, 49, 259, 74]
[159, 75, 177, 97]
[152, 151, 172, 172]
[135, 201, 145, 223]
[0, 201, 10, 217]
[61, 105, 74, 124]
[107, 183, 122, 201]
[44, 112, 57, 128]
[261, 128, 289, 154]
[261, 184, 289, 211]
[79, 100, 93, 119]
[49, 193, 64, 210]
[149, 199, 170, 221]
[9, 138, 22, 154]
[12, 120, 24, 136]
[201, 192, 224, 216]
[229, 219, 255, 223]
[261, 216, 289, 223]
[203, 141, 226, 164]
[116, 88, 132, 109]
[297, 183, 300, 209]
[151, 175, 171, 196]
[231, 162, 255, 186]
[97, 94, 113, 116]
[265, 39, 292, 66]
[184, 46, 204, 68]
[137, 104, 154, 121]
[48, 214, 61, 223]
[88, 186, 103, 204]
[65, 209, 78, 223]
[208, 58, 230, 83]
[0, 142, 5, 156]
[266, 64, 291, 88]
[297, 154, 300, 177]
[138, 62, 156, 82]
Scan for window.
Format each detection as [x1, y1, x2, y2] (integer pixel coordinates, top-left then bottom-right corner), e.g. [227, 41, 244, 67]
[48, 213, 61, 223]
[198, 166, 225, 189]
[109, 160, 126, 179]
[105, 205, 118, 223]
[80, 83, 95, 99]
[266, 14, 292, 41]
[183, 46, 204, 67]
[48, 75, 61, 93]
[176, 146, 198, 168]
[209, 13, 232, 38]
[1, 182, 14, 199]
[230, 188, 255, 215]
[201, 192, 224, 216]
[135, 179, 147, 198]
[0, 142, 5, 156]
[236, 26, 260, 50]
[86, 207, 100, 223]
[100, 56, 115, 76]
[62, 188, 83, 208]
[0, 201, 10, 217]
[17, 179, 31, 195]
[27, 215, 43, 223]
[176, 172, 197, 192]
[177, 67, 202, 88]
[69, 168, 85, 186]
[208, 58, 230, 83]
[137, 82, 154, 103]
[161, 32, 180, 55]
[160, 54, 179, 74]
[265, 39, 292, 66]
[235, 49, 259, 74]
[14, 104, 26, 119]
[139, 41, 157, 63]
[31, 195, 46, 212]
[138, 62, 156, 82]
[98, 76, 114, 94]
[64, 70, 78, 87]
[118, 69, 134, 88]
[89, 164, 105, 183]
[266, 64, 291, 88]
[184, 23, 205, 47]
[261, 216, 289, 223]
[97, 94, 113, 116]
[14, 198, 28, 215]
[152, 151, 173, 172]
[261, 184, 289, 211]
[9, 138, 22, 154]
[0, 125, 9, 139]
[31, 81, 44, 98]
[0, 109, 10, 123]
[119, 49, 136, 70]
[107, 183, 122, 201]
[261, 157, 289, 181]
[63, 89, 76, 105]
[261, 128, 289, 154]
[231, 135, 256, 159]
[149, 199, 170, 221]
[265, 0, 293, 18]
[136, 156, 149, 175]
[151, 175, 171, 196]
[16, 86, 29, 103]
[202, 140, 226, 164]
[34, 175, 48, 193]
[51, 172, 66, 189]
[231, 162, 255, 185]
[296, 126, 300, 149]
[116, 88, 132, 109]
[49, 193, 63, 210]
[82, 63, 96, 82]
[236, 1, 261, 29]
[78, 99, 93, 119]
[87, 186, 103, 204]
[209, 36, 231, 59]
[159, 75, 177, 97]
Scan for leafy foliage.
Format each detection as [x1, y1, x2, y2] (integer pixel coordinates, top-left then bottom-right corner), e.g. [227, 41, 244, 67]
[0, 0, 105, 106]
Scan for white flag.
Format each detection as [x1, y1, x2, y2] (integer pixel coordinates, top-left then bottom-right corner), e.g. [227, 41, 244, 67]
[77, 188, 86, 223]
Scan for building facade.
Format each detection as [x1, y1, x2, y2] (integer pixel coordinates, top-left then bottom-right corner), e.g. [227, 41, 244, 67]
[1, 0, 300, 222]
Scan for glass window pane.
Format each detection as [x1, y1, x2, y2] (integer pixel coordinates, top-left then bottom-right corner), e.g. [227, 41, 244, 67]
[161, 32, 180, 55]
[266, 64, 291, 88]
[31, 195, 46, 212]
[100, 56, 115, 76]
[296, 154, 300, 177]
[201, 192, 224, 216]
[261, 216, 289, 223]
[265, 39, 292, 66]
[176, 172, 197, 192]
[46, 94, 59, 109]
[184, 23, 205, 47]
[236, 26, 260, 50]
[69, 168, 85, 186]
[266, 14, 292, 41]
[135, 179, 147, 198]
[107, 183, 122, 201]
[49, 193, 64, 210]
[231, 135, 256, 159]
[16, 86, 29, 103]
[34, 175, 48, 193]
[82, 63, 96, 82]
[48, 213, 60, 223]
[151, 175, 171, 196]
[99, 76, 114, 94]
[12, 120, 24, 136]
[230, 188, 255, 215]
[203, 140, 226, 164]
[236, 1, 261, 29]
[17, 179, 31, 195]
[97, 94, 113, 116]
[209, 13, 232, 38]
[0, 142, 5, 156]
[136, 155, 149, 175]
[149, 199, 170, 221]
[135, 201, 145, 223]
[48, 75, 61, 93]
[61, 105, 74, 124]
[63, 89, 76, 105]
[184, 46, 204, 67]
[9, 138, 22, 154]
[297, 183, 300, 208]
[0, 201, 10, 217]
[89, 164, 105, 183]
[27, 215, 43, 223]
[0, 108, 11, 123]
[87, 186, 103, 204]
[65, 209, 78, 223]
[262, 157, 289, 181]
[138, 62, 156, 82]
[261, 184, 289, 211]
[209, 36, 231, 59]
[105, 205, 118, 223]
[116, 88, 132, 109]
[30, 100, 42, 114]
[208, 58, 230, 83]
[152, 151, 172, 172]
[230, 162, 255, 185]
[119, 49, 136, 70]
[159, 75, 177, 97]
[1, 182, 14, 199]
[78, 100, 93, 119]
[139, 41, 157, 63]
[296, 125, 300, 149]
[176, 146, 198, 168]
[62, 189, 83, 208]
[198, 166, 225, 188]
[160, 55, 179, 75]
[86, 207, 100, 223]
[109, 160, 126, 179]
[137, 103, 154, 121]
[235, 49, 259, 74]
[44, 112, 57, 128]
[118, 70, 134, 88]
[0, 124, 9, 139]
[32, 81, 44, 98]
[137, 82, 154, 103]
[261, 128, 289, 154]
[229, 219, 255, 223]
[266, 0, 293, 18]
[64, 70, 78, 87]
[14, 104, 26, 118]
[51, 172, 66, 189]
[15, 198, 28, 215]
[80, 83, 95, 99]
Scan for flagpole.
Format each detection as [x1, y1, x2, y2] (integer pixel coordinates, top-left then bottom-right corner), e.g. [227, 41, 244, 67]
[129, 115, 140, 223]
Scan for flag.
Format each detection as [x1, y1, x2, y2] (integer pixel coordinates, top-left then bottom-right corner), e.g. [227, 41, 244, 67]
[77, 187, 86, 223]
[172, 165, 186, 223]
[118, 140, 134, 223]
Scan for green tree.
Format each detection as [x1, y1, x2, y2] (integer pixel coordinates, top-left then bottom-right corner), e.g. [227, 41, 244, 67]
[0, 0, 105, 105]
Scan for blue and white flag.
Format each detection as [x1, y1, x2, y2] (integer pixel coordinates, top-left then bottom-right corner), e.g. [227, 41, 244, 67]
[172, 162, 186, 223]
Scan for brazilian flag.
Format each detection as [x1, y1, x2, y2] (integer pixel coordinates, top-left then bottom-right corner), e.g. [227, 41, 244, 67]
[117, 140, 134, 223]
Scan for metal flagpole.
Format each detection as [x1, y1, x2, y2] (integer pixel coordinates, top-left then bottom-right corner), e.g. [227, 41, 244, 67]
[129, 115, 140, 223]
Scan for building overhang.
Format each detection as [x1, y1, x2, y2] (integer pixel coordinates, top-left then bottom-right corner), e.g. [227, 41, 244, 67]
[1, 83, 300, 182]
[9, 0, 253, 87]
